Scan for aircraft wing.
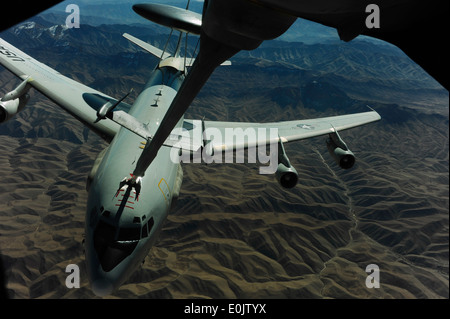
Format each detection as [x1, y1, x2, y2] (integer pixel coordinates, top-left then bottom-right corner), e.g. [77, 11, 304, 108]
[105, 108, 380, 154]
[0, 38, 128, 142]
[198, 110, 381, 153]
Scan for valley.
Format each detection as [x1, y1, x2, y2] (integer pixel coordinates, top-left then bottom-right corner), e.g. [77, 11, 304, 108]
[0, 12, 448, 298]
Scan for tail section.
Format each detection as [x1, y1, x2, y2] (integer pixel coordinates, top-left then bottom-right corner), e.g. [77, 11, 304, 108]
[125, 3, 231, 68]
[123, 33, 170, 60]
[123, 32, 231, 67]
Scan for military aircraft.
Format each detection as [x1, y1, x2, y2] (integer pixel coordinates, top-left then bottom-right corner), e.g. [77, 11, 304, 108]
[0, 2, 381, 296]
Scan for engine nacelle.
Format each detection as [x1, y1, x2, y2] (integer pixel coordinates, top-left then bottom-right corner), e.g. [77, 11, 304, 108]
[326, 129, 355, 169]
[0, 96, 29, 123]
[275, 138, 298, 188]
[275, 162, 298, 189]
[0, 77, 32, 123]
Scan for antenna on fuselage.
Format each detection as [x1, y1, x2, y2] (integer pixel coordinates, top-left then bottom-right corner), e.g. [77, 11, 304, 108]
[160, 28, 174, 61]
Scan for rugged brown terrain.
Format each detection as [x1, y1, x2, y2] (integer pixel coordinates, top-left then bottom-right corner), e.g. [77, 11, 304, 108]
[0, 14, 448, 299]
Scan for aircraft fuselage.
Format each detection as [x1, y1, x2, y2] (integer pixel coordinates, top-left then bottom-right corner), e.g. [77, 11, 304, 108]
[84, 65, 184, 296]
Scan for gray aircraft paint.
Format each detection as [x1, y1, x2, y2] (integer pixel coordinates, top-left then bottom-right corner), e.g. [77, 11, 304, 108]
[84, 65, 185, 295]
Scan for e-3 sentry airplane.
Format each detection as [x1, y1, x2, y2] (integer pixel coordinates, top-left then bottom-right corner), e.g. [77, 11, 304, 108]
[0, 2, 380, 296]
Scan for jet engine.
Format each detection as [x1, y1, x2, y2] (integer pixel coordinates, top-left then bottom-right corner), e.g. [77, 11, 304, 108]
[275, 139, 298, 189]
[326, 129, 355, 169]
[276, 162, 298, 189]
[0, 77, 32, 123]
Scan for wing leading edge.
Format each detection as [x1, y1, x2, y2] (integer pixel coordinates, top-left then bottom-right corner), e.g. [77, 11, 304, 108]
[0, 38, 381, 158]
[0, 38, 126, 142]
[197, 110, 381, 154]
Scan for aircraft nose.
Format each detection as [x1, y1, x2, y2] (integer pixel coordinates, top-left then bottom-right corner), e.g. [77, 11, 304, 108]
[92, 278, 114, 297]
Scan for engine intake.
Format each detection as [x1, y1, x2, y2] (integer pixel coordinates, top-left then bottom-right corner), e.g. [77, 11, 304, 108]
[0, 104, 8, 123]
[276, 163, 298, 189]
[0, 96, 29, 123]
[0, 77, 32, 123]
[326, 129, 355, 169]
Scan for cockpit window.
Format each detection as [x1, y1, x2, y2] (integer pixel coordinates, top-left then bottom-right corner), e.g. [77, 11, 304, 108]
[117, 227, 141, 242]
[141, 217, 155, 238]
[94, 220, 115, 243]
[94, 220, 139, 272]
[142, 224, 148, 238]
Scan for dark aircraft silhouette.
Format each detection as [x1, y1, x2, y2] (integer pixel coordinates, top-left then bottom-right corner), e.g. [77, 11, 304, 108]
[1, 1, 446, 87]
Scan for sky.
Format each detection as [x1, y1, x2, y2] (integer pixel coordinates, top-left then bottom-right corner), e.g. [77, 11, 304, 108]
[44, 0, 397, 46]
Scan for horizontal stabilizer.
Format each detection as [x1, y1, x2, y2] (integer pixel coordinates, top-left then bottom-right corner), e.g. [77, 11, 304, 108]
[124, 33, 231, 67]
[184, 59, 231, 67]
[184, 58, 232, 67]
[123, 33, 170, 60]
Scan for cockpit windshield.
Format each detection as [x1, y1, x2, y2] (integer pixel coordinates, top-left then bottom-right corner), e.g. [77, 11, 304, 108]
[92, 213, 156, 272]
[117, 227, 141, 242]
[93, 220, 139, 272]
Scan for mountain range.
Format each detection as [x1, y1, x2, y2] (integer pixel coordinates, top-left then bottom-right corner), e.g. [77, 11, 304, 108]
[0, 9, 448, 299]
